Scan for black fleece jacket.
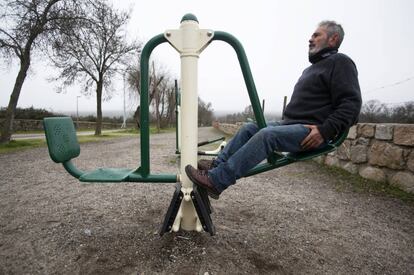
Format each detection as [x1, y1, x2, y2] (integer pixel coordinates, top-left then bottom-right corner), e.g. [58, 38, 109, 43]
[282, 49, 362, 141]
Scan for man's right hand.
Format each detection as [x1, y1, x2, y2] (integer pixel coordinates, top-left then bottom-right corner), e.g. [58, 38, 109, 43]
[301, 125, 324, 150]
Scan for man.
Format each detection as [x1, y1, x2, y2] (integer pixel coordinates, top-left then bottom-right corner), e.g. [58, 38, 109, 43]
[185, 21, 362, 199]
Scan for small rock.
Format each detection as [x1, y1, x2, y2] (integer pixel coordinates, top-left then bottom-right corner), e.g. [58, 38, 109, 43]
[390, 172, 414, 193]
[84, 229, 92, 236]
[169, 255, 177, 262]
[359, 166, 386, 182]
[318, 258, 325, 265]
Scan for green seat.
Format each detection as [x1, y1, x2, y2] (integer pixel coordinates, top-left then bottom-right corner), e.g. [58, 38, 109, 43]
[79, 168, 133, 182]
[43, 117, 133, 182]
[246, 129, 349, 177]
[43, 117, 80, 163]
[286, 128, 348, 161]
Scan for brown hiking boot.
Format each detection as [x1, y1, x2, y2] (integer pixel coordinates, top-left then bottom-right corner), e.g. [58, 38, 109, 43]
[185, 165, 220, 200]
[197, 159, 217, 171]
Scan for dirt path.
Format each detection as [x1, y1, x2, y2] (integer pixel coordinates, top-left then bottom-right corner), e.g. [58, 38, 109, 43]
[0, 127, 413, 274]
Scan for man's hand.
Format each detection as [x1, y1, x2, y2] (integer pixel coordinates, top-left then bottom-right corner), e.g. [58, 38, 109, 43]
[301, 125, 324, 150]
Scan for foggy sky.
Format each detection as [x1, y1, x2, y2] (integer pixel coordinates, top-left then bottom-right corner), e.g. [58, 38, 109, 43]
[1, 0, 413, 116]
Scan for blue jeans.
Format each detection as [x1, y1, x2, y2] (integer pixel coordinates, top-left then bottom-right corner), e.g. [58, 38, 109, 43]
[208, 122, 317, 192]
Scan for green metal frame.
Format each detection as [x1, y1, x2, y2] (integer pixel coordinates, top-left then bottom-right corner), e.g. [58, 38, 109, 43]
[43, 30, 349, 184]
[43, 34, 178, 183]
[212, 31, 267, 130]
[43, 115, 177, 183]
[138, 34, 168, 178]
[133, 33, 177, 182]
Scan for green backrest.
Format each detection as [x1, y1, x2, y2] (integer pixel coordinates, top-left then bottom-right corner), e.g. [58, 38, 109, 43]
[43, 117, 80, 163]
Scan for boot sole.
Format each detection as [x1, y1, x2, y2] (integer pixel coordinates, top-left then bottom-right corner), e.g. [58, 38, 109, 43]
[185, 166, 220, 200]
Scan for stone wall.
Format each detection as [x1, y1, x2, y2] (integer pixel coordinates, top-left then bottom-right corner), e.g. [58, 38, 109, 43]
[212, 121, 242, 136]
[214, 122, 414, 194]
[323, 123, 414, 194]
[0, 119, 134, 132]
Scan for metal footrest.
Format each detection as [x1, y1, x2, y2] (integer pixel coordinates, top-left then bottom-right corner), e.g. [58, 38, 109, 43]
[159, 184, 215, 236]
[191, 186, 215, 236]
[159, 183, 183, 236]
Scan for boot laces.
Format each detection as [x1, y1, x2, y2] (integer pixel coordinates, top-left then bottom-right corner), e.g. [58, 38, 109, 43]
[197, 169, 208, 177]
[207, 158, 216, 169]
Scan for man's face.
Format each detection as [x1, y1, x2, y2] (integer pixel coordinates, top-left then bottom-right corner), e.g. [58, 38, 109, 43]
[308, 26, 330, 57]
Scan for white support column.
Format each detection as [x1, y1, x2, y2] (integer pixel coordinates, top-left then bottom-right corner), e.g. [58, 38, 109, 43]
[165, 15, 213, 231]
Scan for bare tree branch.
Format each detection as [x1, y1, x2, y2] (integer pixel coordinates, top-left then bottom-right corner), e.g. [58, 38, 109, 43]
[49, 0, 141, 135]
[0, 0, 80, 144]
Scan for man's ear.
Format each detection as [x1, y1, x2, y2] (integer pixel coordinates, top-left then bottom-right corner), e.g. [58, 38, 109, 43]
[328, 33, 339, 47]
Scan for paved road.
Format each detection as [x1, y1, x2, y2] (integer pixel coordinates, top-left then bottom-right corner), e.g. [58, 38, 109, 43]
[11, 129, 124, 140]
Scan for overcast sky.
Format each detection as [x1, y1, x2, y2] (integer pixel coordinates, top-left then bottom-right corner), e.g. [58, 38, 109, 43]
[1, 0, 413, 116]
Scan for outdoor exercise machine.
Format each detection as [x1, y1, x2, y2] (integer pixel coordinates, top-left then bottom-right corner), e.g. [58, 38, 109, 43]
[43, 14, 348, 236]
[173, 79, 227, 156]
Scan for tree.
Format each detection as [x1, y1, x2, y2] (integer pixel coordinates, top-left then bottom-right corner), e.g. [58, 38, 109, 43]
[358, 99, 414, 123]
[198, 98, 214, 126]
[0, 0, 76, 144]
[242, 105, 254, 121]
[149, 62, 166, 132]
[49, 0, 140, 135]
[165, 82, 177, 128]
[127, 62, 214, 130]
[392, 101, 414, 123]
[127, 61, 169, 131]
[359, 99, 389, 123]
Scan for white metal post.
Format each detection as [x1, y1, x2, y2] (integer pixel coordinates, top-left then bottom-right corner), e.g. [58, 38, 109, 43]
[165, 15, 213, 231]
[76, 95, 80, 128]
[122, 73, 127, 128]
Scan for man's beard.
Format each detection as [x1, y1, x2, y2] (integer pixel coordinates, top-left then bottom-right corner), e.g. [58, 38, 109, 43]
[308, 41, 329, 57]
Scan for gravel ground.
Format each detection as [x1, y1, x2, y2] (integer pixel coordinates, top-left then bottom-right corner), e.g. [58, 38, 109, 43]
[0, 127, 413, 274]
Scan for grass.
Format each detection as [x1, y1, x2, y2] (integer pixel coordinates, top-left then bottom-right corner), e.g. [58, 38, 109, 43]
[77, 134, 120, 143]
[150, 127, 176, 134]
[0, 127, 176, 154]
[316, 162, 414, 205]
[14, 128, 128, 134]
[0, 134, 123, 154]
[0, 136, 121, 154]
[14, 130, 45, 134]
[0, 139, 46, 154]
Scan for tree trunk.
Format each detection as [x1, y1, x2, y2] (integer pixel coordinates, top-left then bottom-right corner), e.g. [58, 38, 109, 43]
[0, 58, 31, 144]
[155, 89, 161, 133]
[95, 80, 103, 136]
[134, 105, 141, 129]
[166, 89, 175, 127]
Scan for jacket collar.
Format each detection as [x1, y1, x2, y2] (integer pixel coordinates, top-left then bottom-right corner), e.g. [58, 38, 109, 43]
[309, 47, 338, 64]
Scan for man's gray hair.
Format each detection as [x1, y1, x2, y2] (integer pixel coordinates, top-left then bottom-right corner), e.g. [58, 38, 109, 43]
[318, 20, 345, 48]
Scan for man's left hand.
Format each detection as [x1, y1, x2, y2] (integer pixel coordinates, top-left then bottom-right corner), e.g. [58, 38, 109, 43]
[301, 125, 324, 150]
